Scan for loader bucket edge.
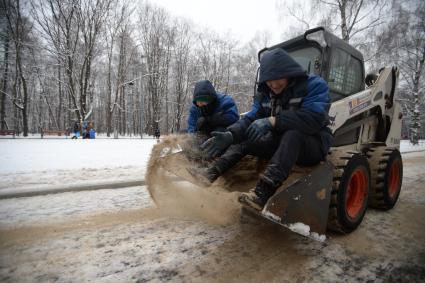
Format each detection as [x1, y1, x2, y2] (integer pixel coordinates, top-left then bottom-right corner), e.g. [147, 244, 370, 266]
[261, 161, 334, 240]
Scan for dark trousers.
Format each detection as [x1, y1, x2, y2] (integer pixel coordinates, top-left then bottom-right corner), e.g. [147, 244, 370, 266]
[214, 130, 325, 186]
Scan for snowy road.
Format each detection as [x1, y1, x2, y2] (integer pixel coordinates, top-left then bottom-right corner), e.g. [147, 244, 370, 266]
[0, 186, 153, 228]
[0, 151, 424, 282]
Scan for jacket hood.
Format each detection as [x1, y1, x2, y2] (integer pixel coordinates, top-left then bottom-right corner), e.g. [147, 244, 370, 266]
[193, 80, 217, 103]
[258, 49, 307, 92]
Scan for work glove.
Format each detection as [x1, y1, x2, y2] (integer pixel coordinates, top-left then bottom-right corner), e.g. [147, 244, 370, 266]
[245, 118, 273, 143]
[200, 131, 233, 158]
[210, 110, 224, 121]
[196, 117, 208, 131]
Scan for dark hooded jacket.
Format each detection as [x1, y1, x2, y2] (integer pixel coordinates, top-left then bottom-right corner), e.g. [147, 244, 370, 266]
[187, 80, 239, 134]
[227, 48, 334, 156]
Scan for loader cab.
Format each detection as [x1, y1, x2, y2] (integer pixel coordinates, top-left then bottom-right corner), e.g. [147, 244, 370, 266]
[258, 27, 365, 102]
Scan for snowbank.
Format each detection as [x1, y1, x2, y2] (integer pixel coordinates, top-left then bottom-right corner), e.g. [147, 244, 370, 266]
[0, 139, 157, 174]
[400, 140, 425, 153]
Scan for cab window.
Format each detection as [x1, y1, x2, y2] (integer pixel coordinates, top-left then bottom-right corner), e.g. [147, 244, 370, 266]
[328, 48, 363, 96]
[288, 47, 322, 75]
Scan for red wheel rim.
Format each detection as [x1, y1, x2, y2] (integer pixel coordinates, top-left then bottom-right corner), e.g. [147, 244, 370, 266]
[388, 159, 401, 199]
[346, 168, 368, 219]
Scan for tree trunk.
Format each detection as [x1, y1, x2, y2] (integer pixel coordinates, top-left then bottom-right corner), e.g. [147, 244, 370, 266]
[57, 63, 63, 129]
[339, 0, 350, 42]
[16, 48, 29, 136]
[80, 50, 92, 120]
[409, 45, 425, 144]
[21, 77, 28, 136]
[0, 26, 9, 130]
[106, 39, 114, 137]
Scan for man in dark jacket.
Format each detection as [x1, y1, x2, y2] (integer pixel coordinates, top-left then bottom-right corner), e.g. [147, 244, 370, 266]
[195, 49, 334, 211]
[187, 80, 239, 136]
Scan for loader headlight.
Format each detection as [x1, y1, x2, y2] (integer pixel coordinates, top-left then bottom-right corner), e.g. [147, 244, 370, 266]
[305, 28, 327, 48]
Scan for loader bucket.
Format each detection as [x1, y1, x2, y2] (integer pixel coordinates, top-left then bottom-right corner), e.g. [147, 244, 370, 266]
[259, 161, 334, 241]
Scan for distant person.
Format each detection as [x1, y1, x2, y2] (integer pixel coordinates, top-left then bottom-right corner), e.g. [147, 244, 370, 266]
[81, 121, 89, 139]
[89, 128, 96, 139]
[187, 80, 239, 137]
[87, 122, 95, 139]
[154, 127, 160, 141]
[82, 121, 95, 139]
[72, 121, 80, 139]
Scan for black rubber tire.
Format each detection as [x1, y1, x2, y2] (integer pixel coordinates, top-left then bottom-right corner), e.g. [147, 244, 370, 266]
[327, 152, 371, 233]
[367, 147, 403, 210]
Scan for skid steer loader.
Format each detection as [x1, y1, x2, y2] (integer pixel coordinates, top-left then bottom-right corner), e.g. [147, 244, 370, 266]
[151, 27, 403, 241]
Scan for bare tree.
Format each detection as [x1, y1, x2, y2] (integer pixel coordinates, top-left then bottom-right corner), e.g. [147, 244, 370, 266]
[375, 0, 425, 143]
[3, 0, 33, 136]
[170, 18, 192, 133]
[0, 2, 10, 130]
[33, 0, 111, 129]
[228, 34, 265, 114]
[137, 3, 173, 135]
[117, 27, 140, 136]
[104, 2, 128, 136]
[195, 30, 235, 90]
[9, 0, 400, 138]
[278, 0, 387, 43]
[318, 0, 388, 43]
[276, 1, 316, 37]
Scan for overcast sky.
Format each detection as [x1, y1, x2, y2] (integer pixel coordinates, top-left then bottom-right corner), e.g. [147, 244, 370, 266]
[152, 0, 288, 44]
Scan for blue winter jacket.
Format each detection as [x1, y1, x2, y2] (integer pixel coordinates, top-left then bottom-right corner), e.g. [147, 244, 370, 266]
[227, 48, 334, 156]
[187, 92, 239, 133]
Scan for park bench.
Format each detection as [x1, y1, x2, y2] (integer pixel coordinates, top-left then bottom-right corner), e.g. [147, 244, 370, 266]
[41, 129, 70, 138]
[0, 129, 16, 138]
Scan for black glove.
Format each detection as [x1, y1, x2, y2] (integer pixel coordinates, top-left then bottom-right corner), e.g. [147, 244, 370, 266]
[207, 111, 223, 124]
[245, 118, 272, 143]
[196, 117, 208, 131]
[200, 131, 233, 158]
[198, 111, 223, 134]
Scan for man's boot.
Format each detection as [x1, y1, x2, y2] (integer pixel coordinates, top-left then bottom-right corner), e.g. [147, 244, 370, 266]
[238, 177, 280, 211]
[187, 166, 220, 186]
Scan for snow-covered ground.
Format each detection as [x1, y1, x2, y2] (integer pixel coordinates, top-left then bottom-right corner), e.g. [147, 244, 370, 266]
[0, 138, 424, 282]
[400, 139, 425, 153]
[0, 138, 157, 173]
[0, 138, 157, 196]
[0, 138, 423, 192]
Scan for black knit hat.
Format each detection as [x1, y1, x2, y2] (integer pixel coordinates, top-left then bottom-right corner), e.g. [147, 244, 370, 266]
[193, 80, 217, 103]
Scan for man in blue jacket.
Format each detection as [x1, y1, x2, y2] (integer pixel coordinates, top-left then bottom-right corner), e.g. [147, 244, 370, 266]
[195, 49, 334, 210]
[187, 80, 239, 136]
